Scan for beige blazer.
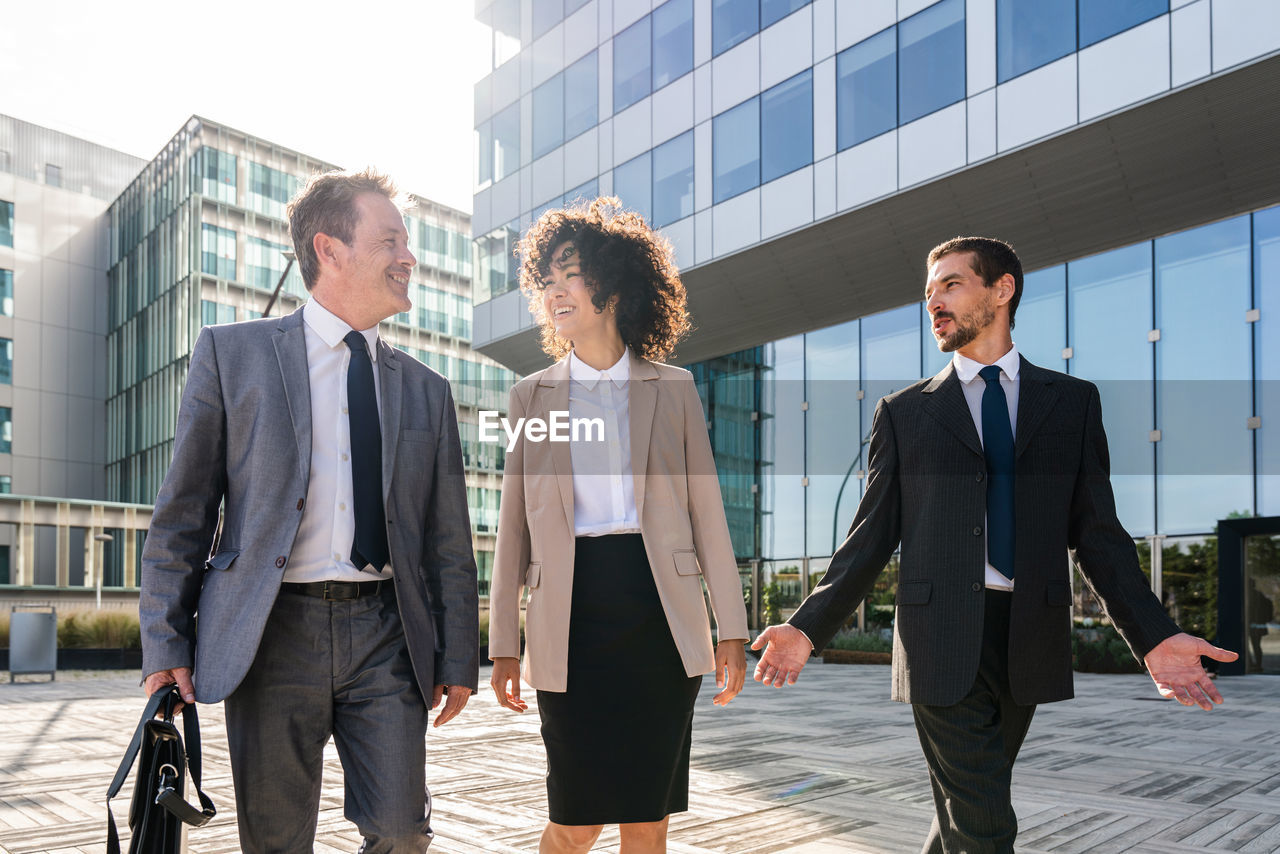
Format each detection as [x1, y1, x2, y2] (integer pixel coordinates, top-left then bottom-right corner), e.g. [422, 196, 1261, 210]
[489, 353, 750, 692]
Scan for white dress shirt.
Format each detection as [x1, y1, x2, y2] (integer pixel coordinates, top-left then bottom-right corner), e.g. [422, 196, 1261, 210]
[952, 343, 1021, 591]
[284, 299, 392, 582]
[568, 348, 641, 537]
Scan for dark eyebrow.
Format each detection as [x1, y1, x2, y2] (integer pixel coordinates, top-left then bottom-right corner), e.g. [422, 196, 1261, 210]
[555, 244, 578, 265]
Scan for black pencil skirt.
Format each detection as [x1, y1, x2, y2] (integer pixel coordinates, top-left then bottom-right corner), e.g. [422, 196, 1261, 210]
[536, 533, 703, 826]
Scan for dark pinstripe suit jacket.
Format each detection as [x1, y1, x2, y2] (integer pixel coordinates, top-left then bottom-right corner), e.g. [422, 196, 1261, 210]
[789, 358, 1179, 706]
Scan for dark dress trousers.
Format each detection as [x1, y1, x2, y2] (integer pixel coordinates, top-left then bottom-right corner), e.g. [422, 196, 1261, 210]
[789, 358, 1180, 852]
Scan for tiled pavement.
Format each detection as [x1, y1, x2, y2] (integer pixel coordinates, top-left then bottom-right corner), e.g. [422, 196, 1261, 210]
[0, 663, 1276, 853]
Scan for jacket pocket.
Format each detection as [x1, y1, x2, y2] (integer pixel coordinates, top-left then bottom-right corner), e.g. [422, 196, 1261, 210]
[1045, 580, 1072, 607]
[524, 562, 542, 589]
[205, 549, 240, 572]
[673, 550, 702, 576]
[896, 580, 931, 605]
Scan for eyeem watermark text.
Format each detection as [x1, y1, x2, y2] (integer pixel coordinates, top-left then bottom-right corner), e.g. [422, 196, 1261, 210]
[478, 411, 605, 451]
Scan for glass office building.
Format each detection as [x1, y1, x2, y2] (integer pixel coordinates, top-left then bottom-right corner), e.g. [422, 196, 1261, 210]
[107, 117, 512, 592]
[471, 1, 1280, 672]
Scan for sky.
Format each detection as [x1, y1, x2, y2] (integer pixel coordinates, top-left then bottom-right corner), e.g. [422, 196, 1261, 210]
[0, 0, 490, 212]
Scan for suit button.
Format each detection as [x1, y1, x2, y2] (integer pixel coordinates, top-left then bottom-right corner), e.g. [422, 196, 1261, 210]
[975, 472, 984, 482]
[973, 526, 983, 536]
[972, 582, 983, 592]
[296, 499, 305, 511]
[275, 556, 286, 568]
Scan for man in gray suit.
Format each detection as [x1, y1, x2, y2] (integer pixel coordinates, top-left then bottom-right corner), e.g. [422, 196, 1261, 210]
[752, 236, 1237, 853]
[140, 169, 479, 853]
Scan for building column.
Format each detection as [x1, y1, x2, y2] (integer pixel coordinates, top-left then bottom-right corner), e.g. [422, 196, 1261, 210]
[15, 499, 35, 586]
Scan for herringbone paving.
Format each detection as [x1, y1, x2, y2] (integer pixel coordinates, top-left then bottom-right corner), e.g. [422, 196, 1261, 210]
[0, 664, 1275, 853]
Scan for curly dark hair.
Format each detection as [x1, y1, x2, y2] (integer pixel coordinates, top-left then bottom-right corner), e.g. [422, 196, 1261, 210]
[517, 197, 691, 362]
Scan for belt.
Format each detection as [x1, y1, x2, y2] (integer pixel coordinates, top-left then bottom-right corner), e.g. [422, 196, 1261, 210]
[280, 580, 389, 600]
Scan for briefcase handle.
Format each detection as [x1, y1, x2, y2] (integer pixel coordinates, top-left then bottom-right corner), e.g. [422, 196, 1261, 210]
[106, 684, 217, 854]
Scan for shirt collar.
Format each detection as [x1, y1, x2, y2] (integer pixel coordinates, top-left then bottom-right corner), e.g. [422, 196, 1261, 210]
[304, 298, 379, 359]
[569, 348, 630, 391]
[953, 343, 1020, 384]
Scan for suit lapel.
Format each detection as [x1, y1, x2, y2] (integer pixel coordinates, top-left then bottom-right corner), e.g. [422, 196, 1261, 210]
[921, 363, 983, 459]
[272, 307, 312, 485]
[628, 354, 659, 521]
[378, 340, 403, 501]
[1014, 357, 1058, 459]
[539, 359, 575, 535]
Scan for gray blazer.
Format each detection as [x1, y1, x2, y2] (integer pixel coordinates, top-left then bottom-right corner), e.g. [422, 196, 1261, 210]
[789, 358, 1179, 706]
[140, 306, 479, 704]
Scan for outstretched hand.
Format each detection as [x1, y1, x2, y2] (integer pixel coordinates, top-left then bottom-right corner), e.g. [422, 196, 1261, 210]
[750, 624, 812, 688]
[1144, 633, 1238, 710]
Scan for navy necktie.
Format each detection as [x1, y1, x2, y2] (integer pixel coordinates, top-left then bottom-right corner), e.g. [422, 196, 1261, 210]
[979, 365, 1015, 579]
[344, 331, 389, 574]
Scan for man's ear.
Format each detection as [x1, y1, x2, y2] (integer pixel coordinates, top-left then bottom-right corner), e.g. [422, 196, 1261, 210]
[995, 273, 1016, 306]
[313, 232, 343, 275]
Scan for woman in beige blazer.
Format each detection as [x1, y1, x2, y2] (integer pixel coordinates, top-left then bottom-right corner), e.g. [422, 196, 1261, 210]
[489, 198, 749, 854]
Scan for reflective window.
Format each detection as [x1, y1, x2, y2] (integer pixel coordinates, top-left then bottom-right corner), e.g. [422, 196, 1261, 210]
[761, 336, 805, 559]
[806, 319, 862, 555]
[200, 224, 236, 280]
[417, 285, 472, 339]
[614, 16, 652, 112]
[489, 0, 522, 69]
[566, 0, 590, 12]
[246, 236, 303, 298]
[763, 0, 808, 29]
[713, 0, 758, 56]
[613, 151, 653, 224]
[0, 407, 10, 454]
[565, 178, 599, 206]
[1257, 206, 1280, 516]
[653, 131, 694, 227]
[713, 97, 760, 203]
[200, 299, 236, 327]
[1079, 0, 1168, 49]
[1068, 244, 1154, 535]
[1155, 216, 1252, 533]
[533, 0, 563, 38]
[837, 29, 896, 150]
[653, 0, 694, 89]
[997, 0, 1075, 83]
[0, 200, 10, 248]
[45, 164, 61, 188]
[0, 269, 11, 316]
[0, 338, 10, 384]
[475, 222, 519, 303]
[564, 52, 598, 141]
[200, 147, 236, 204]
[1016, 264, 1067, 372]
[248, 163, 300, 220]
[762, 70, 813, 184]
[533, 74, 565, 159]
[899, 0, 966, 125]
[861, 304, 921, 482]
[492, 103, 521, 182]
[476, 122, 494, 187]
[0, 475, 9, 494]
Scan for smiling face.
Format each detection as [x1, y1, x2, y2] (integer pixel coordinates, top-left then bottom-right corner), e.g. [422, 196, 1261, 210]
[313, 191, 416, 329]
[925, 250, 1008, 353]
[538, 240, 618, 346]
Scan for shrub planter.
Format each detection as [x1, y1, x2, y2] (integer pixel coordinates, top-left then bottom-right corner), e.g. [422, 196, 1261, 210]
[821, 649, 892, 665]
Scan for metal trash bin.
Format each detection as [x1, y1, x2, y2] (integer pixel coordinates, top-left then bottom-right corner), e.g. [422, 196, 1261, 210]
[9, 606, 57, 682]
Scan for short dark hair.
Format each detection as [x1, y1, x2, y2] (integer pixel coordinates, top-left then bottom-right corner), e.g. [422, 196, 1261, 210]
[517, 197, 691, 362]
[287, 168, 399, 290]
[927, 236, 1024, 329]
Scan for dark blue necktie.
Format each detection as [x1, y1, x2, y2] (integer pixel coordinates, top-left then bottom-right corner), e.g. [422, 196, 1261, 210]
[979, 365, 1015, 579]
[344, 331, 389, 574]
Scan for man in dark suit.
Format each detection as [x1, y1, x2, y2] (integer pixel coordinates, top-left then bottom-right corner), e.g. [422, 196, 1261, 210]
[752, 236, 1237, 853]
[140, 169, 479, 853]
